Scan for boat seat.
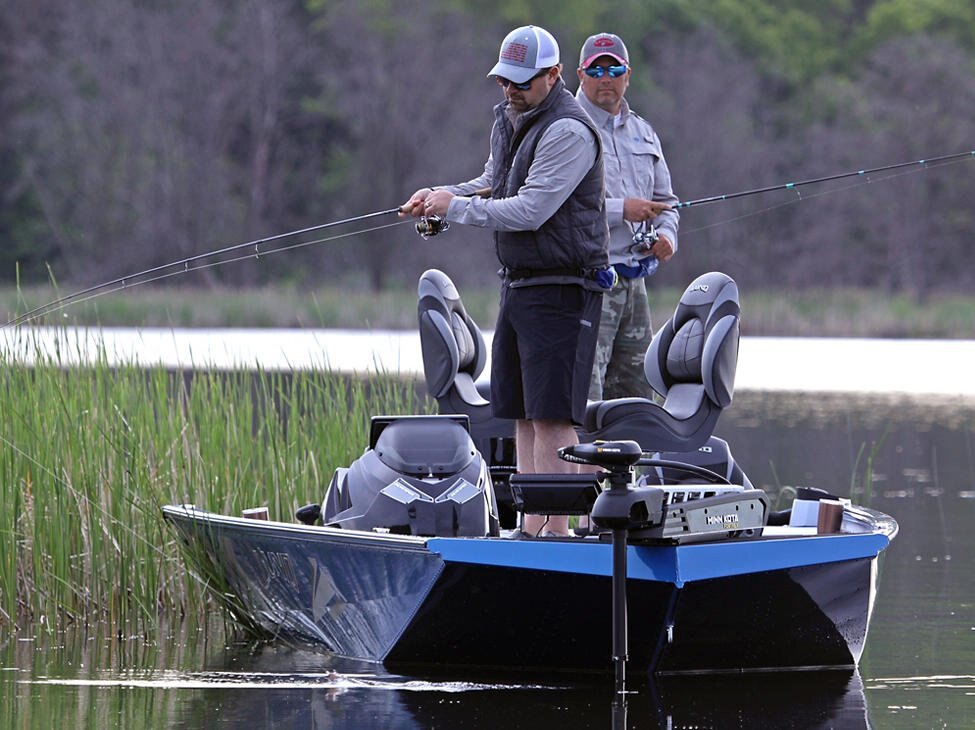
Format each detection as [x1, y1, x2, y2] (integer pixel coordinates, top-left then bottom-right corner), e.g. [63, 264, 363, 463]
[417, 269, 514, 448]
[416, 269, 739, 458]
[580, 271, 740, 453]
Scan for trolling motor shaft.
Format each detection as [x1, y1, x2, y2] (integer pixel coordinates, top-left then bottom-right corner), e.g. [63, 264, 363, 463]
[559, 440, 653, 697]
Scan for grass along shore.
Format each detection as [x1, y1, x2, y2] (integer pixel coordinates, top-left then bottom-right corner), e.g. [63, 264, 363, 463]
[0, 342, 430, 634]
[4, 283, 975, 338]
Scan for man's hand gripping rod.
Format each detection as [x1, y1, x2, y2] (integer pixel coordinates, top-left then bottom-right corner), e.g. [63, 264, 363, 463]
[403, 187, 492, 240]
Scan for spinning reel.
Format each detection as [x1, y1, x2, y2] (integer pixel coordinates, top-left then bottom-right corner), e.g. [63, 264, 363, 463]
[415, 215, 450, 240]
[631, 222, 659, 252]
[412, 186, 491, 240]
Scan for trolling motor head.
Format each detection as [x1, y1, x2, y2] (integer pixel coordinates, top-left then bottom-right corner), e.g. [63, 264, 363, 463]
[559, 440, 643, 472]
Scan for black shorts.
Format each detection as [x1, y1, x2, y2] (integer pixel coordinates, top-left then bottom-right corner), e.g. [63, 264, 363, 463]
[490, 284, 602, 425]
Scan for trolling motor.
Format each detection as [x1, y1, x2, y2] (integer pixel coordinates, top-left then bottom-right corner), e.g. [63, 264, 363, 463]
[558, 440, 658, 699]
[557, 440, 767, 699]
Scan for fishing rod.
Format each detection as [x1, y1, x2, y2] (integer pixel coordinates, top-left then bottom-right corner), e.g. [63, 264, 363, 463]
[673, 149, 975, 210]
[4, 186, 465, 329]
[3, 206, 435, 329]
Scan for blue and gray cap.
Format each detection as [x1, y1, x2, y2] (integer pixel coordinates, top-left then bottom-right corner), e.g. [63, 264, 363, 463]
[487, 25, 560, 84]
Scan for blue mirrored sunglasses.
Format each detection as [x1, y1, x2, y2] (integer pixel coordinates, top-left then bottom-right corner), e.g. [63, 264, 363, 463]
[584, 64, 628, 79]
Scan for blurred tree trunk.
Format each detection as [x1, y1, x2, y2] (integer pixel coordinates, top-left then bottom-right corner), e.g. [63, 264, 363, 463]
[308, 0, 498, 292]
[4, 0, 319, 288]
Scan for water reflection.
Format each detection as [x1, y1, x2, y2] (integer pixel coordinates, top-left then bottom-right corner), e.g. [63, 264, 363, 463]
[163, 643, 875, 729]
[4, 630, 876, 729]
[9, 625, 974, 728]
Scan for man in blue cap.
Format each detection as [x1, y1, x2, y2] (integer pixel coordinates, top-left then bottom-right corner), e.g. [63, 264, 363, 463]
[403, 25, 610, 538]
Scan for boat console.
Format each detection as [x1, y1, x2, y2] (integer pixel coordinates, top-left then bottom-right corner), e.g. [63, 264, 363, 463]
[320, 414, 501, 537]
[511, 440, 768, 544]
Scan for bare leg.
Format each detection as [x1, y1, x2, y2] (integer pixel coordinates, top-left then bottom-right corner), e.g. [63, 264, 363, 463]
[521, 418, 578, 536]
[515, 419, 535, 473]
[515, 419, 542, 534]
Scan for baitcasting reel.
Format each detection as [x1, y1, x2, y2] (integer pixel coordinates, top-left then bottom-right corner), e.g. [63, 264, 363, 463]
[416, 215, 450, 240]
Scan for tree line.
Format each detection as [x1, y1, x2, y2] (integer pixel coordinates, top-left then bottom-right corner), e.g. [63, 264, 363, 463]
[2, 0, 973, 299]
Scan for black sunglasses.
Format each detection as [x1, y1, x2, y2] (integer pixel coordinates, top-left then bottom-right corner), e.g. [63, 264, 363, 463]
[497, 68, 550, 91]
[584, 64, 628, 79]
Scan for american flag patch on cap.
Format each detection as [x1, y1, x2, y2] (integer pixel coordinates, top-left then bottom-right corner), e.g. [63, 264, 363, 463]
[501, 42, 528, 63]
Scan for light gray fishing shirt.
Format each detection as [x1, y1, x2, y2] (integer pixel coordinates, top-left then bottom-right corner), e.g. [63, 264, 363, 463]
[575, 90, 680, 267]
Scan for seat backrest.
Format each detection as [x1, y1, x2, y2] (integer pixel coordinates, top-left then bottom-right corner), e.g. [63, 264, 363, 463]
[645, 271, 739, 411]
[416, 270, 516, 524]
[417, 269, 488, 406]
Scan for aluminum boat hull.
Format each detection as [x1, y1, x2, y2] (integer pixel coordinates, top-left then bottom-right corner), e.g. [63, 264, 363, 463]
[162, 504, 895, 676]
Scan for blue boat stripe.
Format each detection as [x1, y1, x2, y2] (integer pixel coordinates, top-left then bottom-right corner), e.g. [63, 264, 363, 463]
[427, 538, 678, 581]
[428, 533, 890, 585]
[675, 533, 891, 583]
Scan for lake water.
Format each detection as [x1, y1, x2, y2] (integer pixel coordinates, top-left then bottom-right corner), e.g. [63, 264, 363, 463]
[3, 326, 975, 396]
[2, 331, 974, 728]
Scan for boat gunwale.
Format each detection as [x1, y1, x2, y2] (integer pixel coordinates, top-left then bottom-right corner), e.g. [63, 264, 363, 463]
[162, 503, 896, 585]
[161, 504, 431, 551]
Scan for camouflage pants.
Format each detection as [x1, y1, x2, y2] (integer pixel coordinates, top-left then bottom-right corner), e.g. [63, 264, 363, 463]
[588, 275, 655, 401]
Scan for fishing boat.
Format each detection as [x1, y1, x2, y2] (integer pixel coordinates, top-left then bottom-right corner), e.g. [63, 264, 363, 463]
[162, 269, 897, 679]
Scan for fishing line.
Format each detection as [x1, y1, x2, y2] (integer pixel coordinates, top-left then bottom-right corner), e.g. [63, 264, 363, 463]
[673, 149, 974, 210]
[4, 214, 411, 328]
[37, 219, 414, 318]
[681, 152, 975, 236]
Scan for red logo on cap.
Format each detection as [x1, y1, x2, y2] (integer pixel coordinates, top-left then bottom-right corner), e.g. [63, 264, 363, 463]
[594, 37, 615, 48]
[501, 42, 528, 63]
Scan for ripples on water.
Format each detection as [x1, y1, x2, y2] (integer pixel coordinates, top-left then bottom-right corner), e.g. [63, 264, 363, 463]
[6, 633, 975, 728]
[26, 668, 545, 693]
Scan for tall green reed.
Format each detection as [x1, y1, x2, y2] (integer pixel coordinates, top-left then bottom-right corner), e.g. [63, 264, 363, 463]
[850, 434, 886, 508]
[0, 329, 430, 634]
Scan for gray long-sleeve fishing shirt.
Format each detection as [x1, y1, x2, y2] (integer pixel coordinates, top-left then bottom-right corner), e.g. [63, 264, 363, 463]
[440, 115, 597, 231]
[575, 90, 680, 268]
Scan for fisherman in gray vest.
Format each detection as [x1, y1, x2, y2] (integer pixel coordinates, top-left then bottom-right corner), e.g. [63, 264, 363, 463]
[402, 25, 611, 538]
[575, 33, 680, 400]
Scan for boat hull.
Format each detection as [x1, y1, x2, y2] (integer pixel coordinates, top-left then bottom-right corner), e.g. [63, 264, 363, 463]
[162, 505, 893, 675]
